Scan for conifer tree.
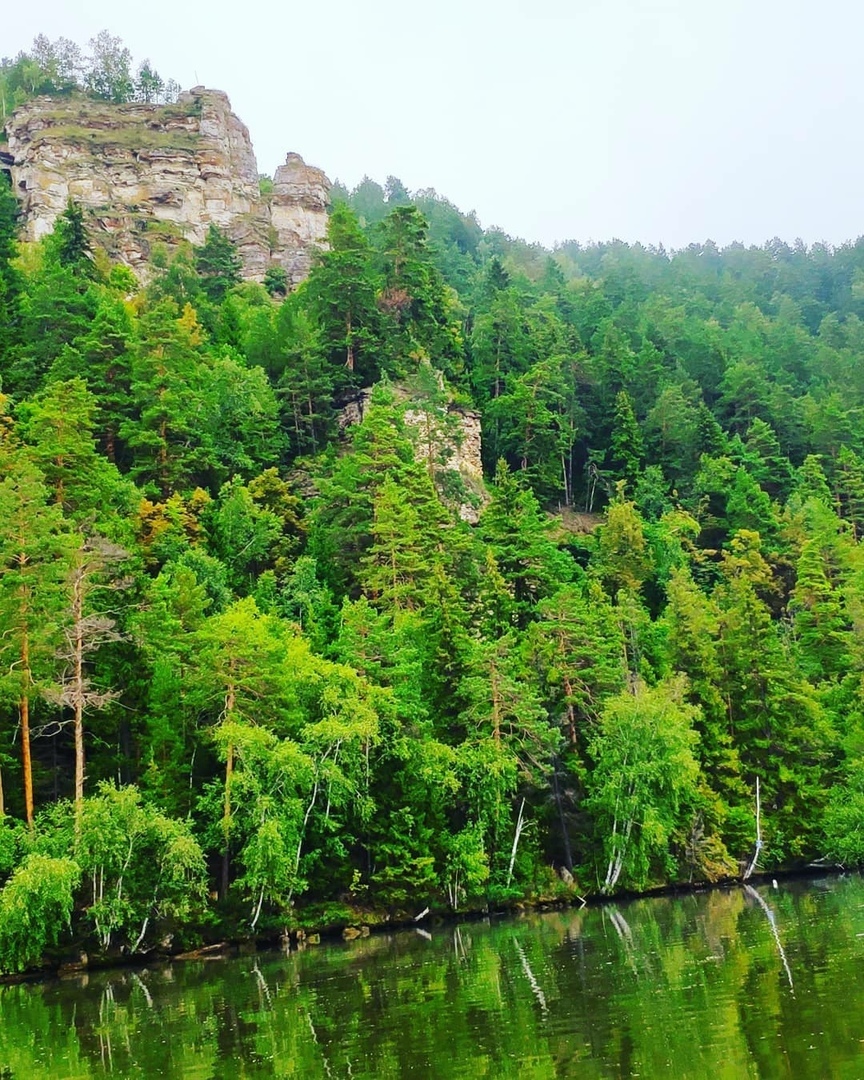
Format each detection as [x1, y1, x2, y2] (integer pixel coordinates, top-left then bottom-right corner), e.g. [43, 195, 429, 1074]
[527, 583, 626, 752]
[0, 448, 70, 825]
[52, 533, 128, 830]
[122, 300, 212, 494]
[195, 225, 241, 304]
[306, 204, 380, 380]
[608, 389, 644, 485]
[53, 200, 92, 274]
[16, 377, 132, 525]
[478, 461, 572, 625]
[48, 296, 134, 462]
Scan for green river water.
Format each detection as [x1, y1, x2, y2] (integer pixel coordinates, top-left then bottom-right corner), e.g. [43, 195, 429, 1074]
[2, 875, 864, 1078]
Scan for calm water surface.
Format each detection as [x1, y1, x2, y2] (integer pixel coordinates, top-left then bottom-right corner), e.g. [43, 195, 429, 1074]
[2, 876, 864, 1078]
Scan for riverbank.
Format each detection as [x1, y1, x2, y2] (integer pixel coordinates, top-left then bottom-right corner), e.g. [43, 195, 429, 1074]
[6, 873, 862, 1079]
[1, 863, 843, 986]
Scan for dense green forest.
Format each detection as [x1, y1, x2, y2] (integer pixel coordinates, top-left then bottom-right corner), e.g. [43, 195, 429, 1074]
[4, 59, 864, 971]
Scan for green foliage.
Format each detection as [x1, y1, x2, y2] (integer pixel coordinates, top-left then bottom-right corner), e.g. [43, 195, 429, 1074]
[53, 200, 93, 273]
[75, 784, 206, 949]
[306, 203, 381, 383]
[0, 855, 80, 973]
[5, 112, 864, 970]
[586, 680, 703, 892]
[0, 172, 22, 374]
[195, 225, 241, 304]
[0, 33, 179, 115]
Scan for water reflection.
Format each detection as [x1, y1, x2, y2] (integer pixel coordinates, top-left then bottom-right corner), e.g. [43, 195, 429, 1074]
[1, 877, 864, 1078]
[743, 883, 794, 993]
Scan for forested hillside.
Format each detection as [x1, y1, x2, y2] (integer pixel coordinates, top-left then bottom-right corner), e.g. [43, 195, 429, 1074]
[3, 101, 864, 971]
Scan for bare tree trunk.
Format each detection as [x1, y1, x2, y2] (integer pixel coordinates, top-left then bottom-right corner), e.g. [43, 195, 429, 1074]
[561, 452, 570, 507]
[345, 314, 354, 371]
[221, 741, 233, 900]
[742, 776, 763, 881]
[506, 798, 526, 888]
[73, 566, 85, 833]
[221, 682, 236, 900]
[20, 626, 34, 828]
[289, 772, 321, 904]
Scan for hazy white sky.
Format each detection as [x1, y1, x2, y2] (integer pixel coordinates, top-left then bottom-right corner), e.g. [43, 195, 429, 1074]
[6, 0, 864, 249]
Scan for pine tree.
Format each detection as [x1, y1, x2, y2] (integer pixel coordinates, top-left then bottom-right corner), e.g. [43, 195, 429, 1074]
[663, 567, 745, 808]
[374, 205, 463, 378]
[48, 295, 134, 463]
[361, 476, 432, 615]
[528, 583, 626, 751]
[457, 632, 555, 888]
[52, 533, 128, 830]
[0, 449, 71, 826]
[478, 461, 572, 625]
[195, 225, 241, 304]
[595, 485, 653, 596]
[306, 204, 381, 380]
[52, 200, 92, 274]
[16, 377, 132, 524]
[122, 300, 213, 494]
[608, 389, 644, 485]
[274, 299, 334, 457]
[833, 446, 864, 537]
[713, 531, 834, 858]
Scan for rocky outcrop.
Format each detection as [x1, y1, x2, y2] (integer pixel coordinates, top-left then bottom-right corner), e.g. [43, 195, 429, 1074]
[403, 404, 486, 523]
[1, 88, 330, 284]
[339, 387, 488, 523]
[269, 153, 331, 284]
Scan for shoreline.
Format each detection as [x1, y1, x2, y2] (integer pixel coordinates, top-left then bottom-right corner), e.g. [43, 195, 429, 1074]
[0, 863, 846, 987]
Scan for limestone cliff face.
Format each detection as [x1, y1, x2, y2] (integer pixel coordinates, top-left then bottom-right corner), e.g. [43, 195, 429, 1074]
[339, 388, 488, 523]
[1, 88, 330, 284]
[270, 153, 331, 284]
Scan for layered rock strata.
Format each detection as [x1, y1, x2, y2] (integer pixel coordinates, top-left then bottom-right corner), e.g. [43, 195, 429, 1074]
[0, 88, 330, 284]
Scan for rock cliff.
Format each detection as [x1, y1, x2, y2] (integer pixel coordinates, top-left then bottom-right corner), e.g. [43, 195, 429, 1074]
[339, 387, 488, 523]
[0, 88, 330, 284]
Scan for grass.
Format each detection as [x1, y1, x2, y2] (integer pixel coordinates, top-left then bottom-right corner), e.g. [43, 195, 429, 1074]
[16, 93, 204, 154]
[32, 124, 200, 154]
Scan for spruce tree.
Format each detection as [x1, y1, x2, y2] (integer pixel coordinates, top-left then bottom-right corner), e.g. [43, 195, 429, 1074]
[195, 225, 241, 304]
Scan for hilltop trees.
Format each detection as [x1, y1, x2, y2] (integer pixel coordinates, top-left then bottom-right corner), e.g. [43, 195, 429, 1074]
[0, 32, 179, 114]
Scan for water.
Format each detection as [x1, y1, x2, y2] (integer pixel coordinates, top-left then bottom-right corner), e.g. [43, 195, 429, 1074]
[2, 876, 864, 1078]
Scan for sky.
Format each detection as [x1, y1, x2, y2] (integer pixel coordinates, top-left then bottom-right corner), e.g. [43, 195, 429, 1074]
[6, 0, 864, 250]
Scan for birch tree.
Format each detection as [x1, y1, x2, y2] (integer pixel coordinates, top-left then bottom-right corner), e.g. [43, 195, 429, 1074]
[585, 679, 701, 893]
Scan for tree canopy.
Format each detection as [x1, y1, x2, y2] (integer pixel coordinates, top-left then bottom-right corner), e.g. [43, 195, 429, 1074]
[4, 82, 864, 972]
